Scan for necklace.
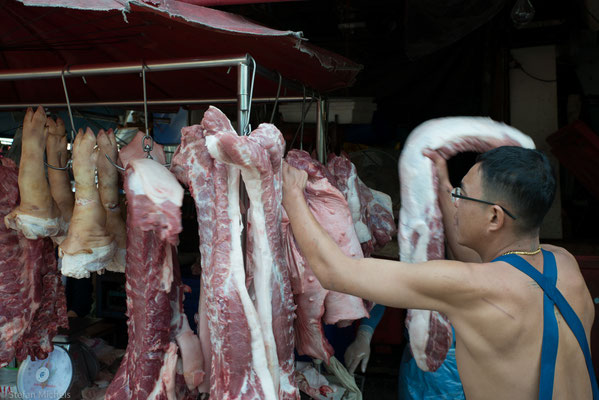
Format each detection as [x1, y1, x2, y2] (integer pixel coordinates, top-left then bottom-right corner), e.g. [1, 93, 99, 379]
[501, 245, 542, 256]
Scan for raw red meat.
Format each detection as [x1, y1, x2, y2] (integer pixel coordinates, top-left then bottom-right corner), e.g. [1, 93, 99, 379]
[106, 158, 197, 400]
[205, 120, 298, 399]
[171, 107, 279, 399]
[0, 158, 68, 367]
[327, 154, 396, 256]
[283, 150, 369, 363]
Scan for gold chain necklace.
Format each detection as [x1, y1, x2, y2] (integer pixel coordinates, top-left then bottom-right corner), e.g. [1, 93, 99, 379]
[501, 245, 542, 256]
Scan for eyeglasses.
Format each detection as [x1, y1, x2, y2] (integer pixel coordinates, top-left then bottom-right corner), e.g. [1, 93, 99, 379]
[451, 187, 517, 220]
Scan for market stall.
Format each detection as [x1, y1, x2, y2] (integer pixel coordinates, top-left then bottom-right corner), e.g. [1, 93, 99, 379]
[0, 1, 392, 399]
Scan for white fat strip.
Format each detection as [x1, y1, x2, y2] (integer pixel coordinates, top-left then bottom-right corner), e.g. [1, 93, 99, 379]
[346, 168, 372, 243]
[206, 131, 282, 394]
[5, 214, 65, 240]
[60, 242, 117, 279]
[241, 168, 281, 394]
[370, 188, 393, 214]
[226, 165, 278, 400]
[129, 159, 184, 207]
[408, 310, 432, 371]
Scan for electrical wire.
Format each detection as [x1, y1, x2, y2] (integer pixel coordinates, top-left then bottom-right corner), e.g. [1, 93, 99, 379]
[511, 58, 556, 83]
[585, 5, 599, 24]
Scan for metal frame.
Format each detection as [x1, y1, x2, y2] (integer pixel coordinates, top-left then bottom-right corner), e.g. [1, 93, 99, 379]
[0, 97, 310, 109]
[0, 53, 327, 159]
[0, 54, 324, 159]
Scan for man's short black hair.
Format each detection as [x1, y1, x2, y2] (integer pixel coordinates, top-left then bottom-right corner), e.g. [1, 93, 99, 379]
[476, 146, 556, 232]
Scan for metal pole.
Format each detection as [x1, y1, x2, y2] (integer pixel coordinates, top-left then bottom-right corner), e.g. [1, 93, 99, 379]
[316, 97, 326, 163]
[238, 61, 250, 136]
[0, 97, 309, 110]
[254, 63, 320, 101]
[0, 56, 249, 81]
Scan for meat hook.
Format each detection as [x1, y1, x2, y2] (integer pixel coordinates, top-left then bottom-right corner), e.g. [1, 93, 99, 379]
[105, 154, 125, 172]
[44, 158, 72, 171]
[269, 71, 282, 124]
[141, 61, 155, 159]
[45, 66, 77, 170]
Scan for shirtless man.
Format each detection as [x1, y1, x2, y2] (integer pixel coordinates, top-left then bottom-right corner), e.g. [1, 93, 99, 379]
[282, 146, 597, 399]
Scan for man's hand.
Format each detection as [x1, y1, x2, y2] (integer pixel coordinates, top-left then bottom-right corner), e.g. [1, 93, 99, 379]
[282, 161, 308, 208]
[423, 149, 452, 195]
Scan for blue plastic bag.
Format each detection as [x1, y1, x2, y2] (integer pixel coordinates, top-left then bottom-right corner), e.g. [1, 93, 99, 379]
[398, 330, 464, 400]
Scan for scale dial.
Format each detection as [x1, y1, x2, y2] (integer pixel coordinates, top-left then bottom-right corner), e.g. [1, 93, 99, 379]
[16, 345, 73, 399]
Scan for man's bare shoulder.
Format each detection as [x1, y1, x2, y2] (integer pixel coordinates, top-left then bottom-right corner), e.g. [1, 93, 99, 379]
[541, 244, 593, 323]
[541, 243, 576, 262]
[541, 244, 583, 277]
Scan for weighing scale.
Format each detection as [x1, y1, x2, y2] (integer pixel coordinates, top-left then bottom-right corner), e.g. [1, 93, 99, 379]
[16, 319, 102, 400]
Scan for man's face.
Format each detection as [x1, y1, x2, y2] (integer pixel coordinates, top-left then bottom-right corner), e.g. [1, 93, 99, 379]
[454, 163, 486, 247]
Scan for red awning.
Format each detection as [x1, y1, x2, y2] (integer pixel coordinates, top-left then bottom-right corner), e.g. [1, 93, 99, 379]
[0, 0, 361, 108]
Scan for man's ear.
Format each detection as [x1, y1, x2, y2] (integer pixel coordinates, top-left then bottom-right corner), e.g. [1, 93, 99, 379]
[488, 205, 505, 232]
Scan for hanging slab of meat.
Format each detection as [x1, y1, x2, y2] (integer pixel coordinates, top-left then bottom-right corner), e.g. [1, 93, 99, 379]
[398, 117, 535, 372]
[205, 119, 299, 399]
[118, 130, 167, 168]
[45, 116, 74, 233]
[171, 106, 277, 399]
[283, 150, 369, 363]
[354, 178, 396, 255]
[326, 155, 371, 246]
[327, 154, 396, 256]
[366, 187, 396, 251]
[106, 158, 198, 400]
[0, 158, 68, 367]
[5, 106, 64, 239]
[59, 128, 116, 279]
[97, 129, 127, 273]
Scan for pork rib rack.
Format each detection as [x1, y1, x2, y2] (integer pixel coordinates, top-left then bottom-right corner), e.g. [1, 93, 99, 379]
[106, 158, 198, 400]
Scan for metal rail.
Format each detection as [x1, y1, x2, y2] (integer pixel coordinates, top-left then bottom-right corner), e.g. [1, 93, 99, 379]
[0, 54, 325, 157]
[0, 97, 311, 110]
[0, 56, 250, 81]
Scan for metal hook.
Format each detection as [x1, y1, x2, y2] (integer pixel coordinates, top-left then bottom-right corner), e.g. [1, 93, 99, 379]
[44, 158, 72, 171]
[61, 66, 76, 147]
[141, 62, 150, 137]
[141, 62, 154, 158]
[45, 66, 76, 171]
[269, 71, 282, 124]
[105, 154, 126, 172]
[244, 56, 257, 136]
[289, 87, 314, 150]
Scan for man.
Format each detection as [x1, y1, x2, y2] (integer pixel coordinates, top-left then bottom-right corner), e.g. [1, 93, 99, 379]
[282, 146, 597, 399]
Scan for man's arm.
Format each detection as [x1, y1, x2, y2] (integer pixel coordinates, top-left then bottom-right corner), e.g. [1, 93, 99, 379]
[423, 150, 481, 263]
[282, 163, 479, 316]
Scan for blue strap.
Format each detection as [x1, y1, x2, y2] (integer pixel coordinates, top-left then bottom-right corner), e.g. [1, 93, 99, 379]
[538, 250, 558, 400]
[493, 250, 599, 399]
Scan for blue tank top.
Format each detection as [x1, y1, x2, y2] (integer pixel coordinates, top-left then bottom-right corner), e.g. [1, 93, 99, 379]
[493, 249, 599, 399]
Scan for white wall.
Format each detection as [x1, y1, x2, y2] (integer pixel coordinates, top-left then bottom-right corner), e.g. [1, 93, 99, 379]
[509, 45, 562, 239]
